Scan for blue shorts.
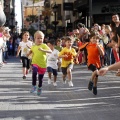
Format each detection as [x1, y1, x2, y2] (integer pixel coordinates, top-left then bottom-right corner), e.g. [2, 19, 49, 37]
[47, 67, 58, 76]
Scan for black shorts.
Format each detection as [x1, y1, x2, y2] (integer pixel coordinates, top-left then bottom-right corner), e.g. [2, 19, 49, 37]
[88, 64, 100, 77]
[88, 64, 100, 72]
[61, 63, 73, 75]
[21, 56, 30, 69]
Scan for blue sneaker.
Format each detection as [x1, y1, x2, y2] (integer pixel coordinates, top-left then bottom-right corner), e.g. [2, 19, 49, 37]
[30, 86, 36, 93]
[37, 87, 42, 96]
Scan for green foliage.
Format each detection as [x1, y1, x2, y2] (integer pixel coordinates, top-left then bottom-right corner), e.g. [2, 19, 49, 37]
[26, 15, 38, 23]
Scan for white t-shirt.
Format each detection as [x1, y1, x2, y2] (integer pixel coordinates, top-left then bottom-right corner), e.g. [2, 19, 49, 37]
[0, 37, 4, 63]
[47, 49, 59, 69]
[19, 40, 33, 57]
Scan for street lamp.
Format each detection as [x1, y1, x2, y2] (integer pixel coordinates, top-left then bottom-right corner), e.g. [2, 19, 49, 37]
[52, 3, 59, 34]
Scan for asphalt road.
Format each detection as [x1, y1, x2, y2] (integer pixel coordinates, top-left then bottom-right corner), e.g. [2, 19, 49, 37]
[0, 56, 120, 120]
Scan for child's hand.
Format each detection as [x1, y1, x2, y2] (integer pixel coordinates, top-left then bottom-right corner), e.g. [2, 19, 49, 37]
[75, 59, 79, 64]
[38, 47, 44, 51]
[63, 54, 68, 58]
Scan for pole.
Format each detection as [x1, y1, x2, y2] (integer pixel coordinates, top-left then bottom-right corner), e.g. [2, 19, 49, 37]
[55, 11, 56, 33]
[89, 0, 92, 29]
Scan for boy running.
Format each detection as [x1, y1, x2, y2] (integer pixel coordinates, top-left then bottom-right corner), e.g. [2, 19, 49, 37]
[79, 31, 104, 95]
[58, 37, 78, 87]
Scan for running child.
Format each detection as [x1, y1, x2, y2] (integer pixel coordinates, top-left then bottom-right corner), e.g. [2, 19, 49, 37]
[79, 31, 104, 95]
[47, 40, 60, 86]
[27, 31, 52, 96]
[16, 31, 33, 79]
[58, 37, 78, 87]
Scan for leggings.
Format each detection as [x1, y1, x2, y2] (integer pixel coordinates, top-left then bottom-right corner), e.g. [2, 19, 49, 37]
[32, 65, 44, 88]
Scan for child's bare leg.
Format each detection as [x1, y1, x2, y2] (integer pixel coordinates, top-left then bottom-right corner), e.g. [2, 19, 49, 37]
[67, 68, 72, 81]
[23, 67, 26, 76]
[88, 70, 98, 91]
[62, 74, 66, 84]
[67, 68, 73, 87]
[92, 70, 98, 95]
[48, 72, 52, 79]
[53, 75, 57, 83]
[48, 72, 52, 84]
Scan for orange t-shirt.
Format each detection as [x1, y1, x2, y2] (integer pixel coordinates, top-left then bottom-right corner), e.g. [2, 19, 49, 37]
[79, 42, 104, 68]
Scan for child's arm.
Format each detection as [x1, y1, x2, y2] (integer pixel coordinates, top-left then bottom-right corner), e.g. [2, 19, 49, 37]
[27, 50, 33, 57]
[74, 53, 79, 64]
[96, 44, 104, 56]
[58, 54, 68, 58]
[16, 46, 21, 57]
[38, 47, 52, 53]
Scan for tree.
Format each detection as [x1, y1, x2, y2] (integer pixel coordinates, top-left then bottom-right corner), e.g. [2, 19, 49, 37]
[26, 15, 38, 23]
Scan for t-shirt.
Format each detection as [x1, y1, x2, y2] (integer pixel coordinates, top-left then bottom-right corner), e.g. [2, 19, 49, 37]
[80, 42, 104, 68]
[47, 49, 59, 69]
[31, 43, 50, 68]
[59, 47, 77, 67]
[55, 46, 62, 52]
[19, 40, 33, 57]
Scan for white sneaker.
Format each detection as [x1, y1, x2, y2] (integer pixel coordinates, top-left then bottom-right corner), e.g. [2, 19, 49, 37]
[63, 79, 66, 84]
[68, 81, 73, 87]
[48, 79, 51, 84]
[53, 82, 57, 86]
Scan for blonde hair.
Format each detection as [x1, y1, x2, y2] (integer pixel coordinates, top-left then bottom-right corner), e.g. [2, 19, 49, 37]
[105, 25, 112, 32]
[34, 31, 44, 39]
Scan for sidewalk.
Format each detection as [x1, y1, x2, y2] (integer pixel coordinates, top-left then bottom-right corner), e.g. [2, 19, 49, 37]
[0, 56, 120, 120]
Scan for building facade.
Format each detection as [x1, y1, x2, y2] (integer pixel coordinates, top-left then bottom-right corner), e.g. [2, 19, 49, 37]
[74, 0, 120, 27]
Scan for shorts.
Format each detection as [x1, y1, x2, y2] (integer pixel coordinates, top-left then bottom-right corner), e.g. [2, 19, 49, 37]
[88, 64, 100, 77]
[32, 64, 46, 74]
[47, 66, 57, 76]
[61, 63, 73, 75]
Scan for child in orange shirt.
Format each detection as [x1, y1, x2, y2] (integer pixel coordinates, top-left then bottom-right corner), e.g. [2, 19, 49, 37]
[79, 31, 104, 95]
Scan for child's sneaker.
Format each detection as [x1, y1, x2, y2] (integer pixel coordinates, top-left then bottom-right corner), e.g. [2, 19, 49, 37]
[88, 81, 93, 91]
[23, 76, 26, 79]
[48, 79, 51, 84]
[30, 86, 36, 93]
[53, 82, 57, 86]
[93, 86, 97, 95]
[63, 79, 66, 84]
[37, 87, 42, 96]
[68, 81, 73, 87]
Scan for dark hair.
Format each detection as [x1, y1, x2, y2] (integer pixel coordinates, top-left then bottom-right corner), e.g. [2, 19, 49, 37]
[21, 31, 29, 38]
[111, 13, 119, 33]
[111, 36, 118, 43]
[47, 39, 55, 45]
[77, 23, 85, 28]
[89, 31, 97, 39]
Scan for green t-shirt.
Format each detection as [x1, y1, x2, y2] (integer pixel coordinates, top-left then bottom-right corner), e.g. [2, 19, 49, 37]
[31, 43, 50, 68]
[55, 46, 62, 52]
